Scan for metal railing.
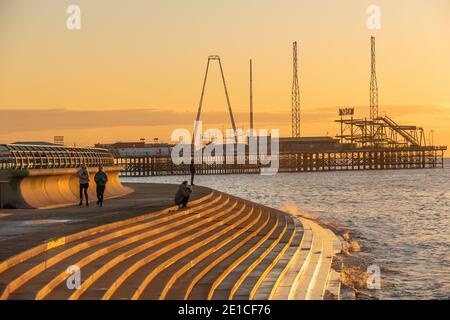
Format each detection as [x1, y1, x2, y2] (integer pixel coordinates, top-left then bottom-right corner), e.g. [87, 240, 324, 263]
[0, 180, 7, 208]
[0, 144, 114, 170]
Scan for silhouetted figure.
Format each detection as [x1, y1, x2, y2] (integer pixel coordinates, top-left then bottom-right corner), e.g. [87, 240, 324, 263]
[175, 181, 192, 209]
[190, 159, 196, 186]
[76, 164, 90, 206]
[94, 165, 108, 207]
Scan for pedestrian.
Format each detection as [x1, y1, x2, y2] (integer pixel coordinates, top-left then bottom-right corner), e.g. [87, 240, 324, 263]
[174, 181, 192, 209]
[76, 164, 90, 206]
[94, 165, 108, 207]
[190, 159, 196, 186]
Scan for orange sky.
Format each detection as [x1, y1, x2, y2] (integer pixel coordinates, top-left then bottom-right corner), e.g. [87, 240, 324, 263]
[0, 0, 449, 147]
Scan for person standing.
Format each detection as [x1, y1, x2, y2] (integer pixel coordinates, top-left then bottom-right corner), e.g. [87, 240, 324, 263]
[189, 159, 196, 186]
[76, 164, 90, 206]
[94, 165, 108, 207]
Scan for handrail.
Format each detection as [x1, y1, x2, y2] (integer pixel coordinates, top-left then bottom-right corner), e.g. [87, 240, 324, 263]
[381, 116, 419, 146]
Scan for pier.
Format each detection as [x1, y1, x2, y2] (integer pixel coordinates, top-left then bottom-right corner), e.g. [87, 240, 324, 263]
[102, 37, 448, 178]
[116, 146, 446, 177]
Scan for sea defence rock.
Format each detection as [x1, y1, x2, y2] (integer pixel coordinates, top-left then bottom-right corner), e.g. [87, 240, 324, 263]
[0, 166, 133, 209]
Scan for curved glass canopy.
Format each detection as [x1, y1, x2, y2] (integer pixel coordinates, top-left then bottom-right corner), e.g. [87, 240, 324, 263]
[0, 144, 114, 170]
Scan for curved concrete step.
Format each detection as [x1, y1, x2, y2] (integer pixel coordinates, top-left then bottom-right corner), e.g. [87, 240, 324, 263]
[232, 215, 297, 300]
[228, 218, 288, 300]
[187, 209, 279, 300]
[99, 202, 250, 300]
[252, 217, 304, 300]
[323, 228, 342, 300]
[39, 198, 236, 300]
[63, 198, 258, 300]
[208, 211, 284, 300]
[118, 206, 264, 300]
[124, 206, 258, 300]
[290, 219, 324, 300]
[0, 193, 222, 299]
[0, 192, 215, 276]
[0, 190, 342, 301]
[271, 217, 341, 300]
[166, 209, 271, 300]
[305, 223, 341, 300]
[269, 218, 313, 300]
[156, 208, 261, 300]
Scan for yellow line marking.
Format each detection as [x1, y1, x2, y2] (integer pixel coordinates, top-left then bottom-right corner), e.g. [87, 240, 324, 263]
[249, 218, 297, 300]
[183, 210, 269, 300]
[36, 197, 228, 300]
[0, 192, 214, 276]
[130, 204, 250, 300]
[67, 199, 235, 300]
[229, 217, 288, 299]
[46, 237, 66, 250]
[0, 194, 219, 300]
[158, 208, 261, 300]
[268, 218, 306, 299]
[207, 212, 279, 300]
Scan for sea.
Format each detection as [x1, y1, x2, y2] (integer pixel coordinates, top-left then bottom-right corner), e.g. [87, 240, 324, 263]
[122, 158, 450, 300]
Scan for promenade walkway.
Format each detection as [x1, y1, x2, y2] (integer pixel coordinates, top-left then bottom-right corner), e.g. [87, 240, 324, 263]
[0, 183, 341, 300]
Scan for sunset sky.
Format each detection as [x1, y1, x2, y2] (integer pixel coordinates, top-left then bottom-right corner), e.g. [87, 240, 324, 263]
[1, 0, 449, 147]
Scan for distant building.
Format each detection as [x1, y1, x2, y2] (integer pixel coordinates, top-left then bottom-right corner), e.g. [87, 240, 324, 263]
[95, 141, 173, 157]
[12, 141, 60, 146]
[279, 137, 343, 152]
[94, 136, 344, 158]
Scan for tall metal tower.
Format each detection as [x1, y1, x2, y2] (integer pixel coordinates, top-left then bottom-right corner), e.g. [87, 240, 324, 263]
[249, 59, 254, 131]
[292, 42, 301, 138]
[193, 55, 237, 144]
[370, 36, 379, 121]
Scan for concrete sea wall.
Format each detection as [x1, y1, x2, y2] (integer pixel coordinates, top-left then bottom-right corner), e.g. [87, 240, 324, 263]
[0, 166, 133, 209]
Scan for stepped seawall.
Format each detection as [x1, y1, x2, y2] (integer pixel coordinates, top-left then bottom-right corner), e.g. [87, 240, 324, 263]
[0, 183, 342, 300]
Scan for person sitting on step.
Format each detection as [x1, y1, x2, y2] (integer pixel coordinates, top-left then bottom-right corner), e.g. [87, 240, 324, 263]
[174, 181, 192, 209]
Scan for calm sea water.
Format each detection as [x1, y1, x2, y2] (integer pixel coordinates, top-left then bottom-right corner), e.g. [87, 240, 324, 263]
[123, 159, 450, 300]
